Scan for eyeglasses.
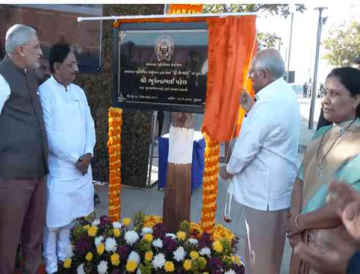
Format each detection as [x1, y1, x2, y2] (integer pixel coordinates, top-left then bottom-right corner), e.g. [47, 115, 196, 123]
[248, 68, 266, 78]
[22, 43, 41, 51]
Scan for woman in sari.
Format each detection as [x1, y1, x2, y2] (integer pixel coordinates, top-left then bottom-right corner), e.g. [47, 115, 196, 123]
[287, 67, 360, 274]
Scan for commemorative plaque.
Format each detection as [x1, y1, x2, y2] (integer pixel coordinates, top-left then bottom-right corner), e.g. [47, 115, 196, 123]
[113, 22, 208, 113]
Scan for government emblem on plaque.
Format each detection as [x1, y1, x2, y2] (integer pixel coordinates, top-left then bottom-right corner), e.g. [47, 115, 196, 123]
[154, 35, 174, 62]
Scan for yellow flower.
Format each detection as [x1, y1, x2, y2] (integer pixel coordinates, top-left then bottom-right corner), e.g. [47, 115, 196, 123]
[143, 233, 154, 243]
[85, 252, 93, 261]
[111, 253, 120, 266]
[212, 241, 223, 253]
[83, 225, 90, 230]
[203, 272, 210, 274]
[183, 259, 192, 271]
[190, 251, 199, 260]
[63, 258, 72, 268]
[97, 242, 105, 255]
[145, 251, 153, 261]
[176, 231, 186, 241]
[113, 228, 121, 238]
[232, 255, 242, 265]
[123, 217, 132, 226]
[164, 261, 175, 272]
[199, 256, 207, 265]
[87, 225, 98, 237]
[126, 260, 138, 272]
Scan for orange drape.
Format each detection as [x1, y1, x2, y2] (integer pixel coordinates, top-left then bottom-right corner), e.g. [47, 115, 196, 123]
[168, 4, 203, 14]
[202, 16, 257, 142]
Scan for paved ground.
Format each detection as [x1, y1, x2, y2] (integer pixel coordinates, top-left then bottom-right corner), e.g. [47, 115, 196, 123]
[94, 94, 323, 274]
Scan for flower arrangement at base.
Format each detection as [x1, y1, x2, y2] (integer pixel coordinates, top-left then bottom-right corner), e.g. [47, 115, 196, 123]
[58, 213, 244, 273]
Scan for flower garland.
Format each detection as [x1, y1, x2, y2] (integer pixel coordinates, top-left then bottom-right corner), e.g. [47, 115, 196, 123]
[168, 4, 203, 14]
[107, 107, 123, 222]
[200, 135, 220, 234]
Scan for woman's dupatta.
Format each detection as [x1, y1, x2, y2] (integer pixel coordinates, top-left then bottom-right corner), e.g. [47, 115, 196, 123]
[290, 120, 360, 274]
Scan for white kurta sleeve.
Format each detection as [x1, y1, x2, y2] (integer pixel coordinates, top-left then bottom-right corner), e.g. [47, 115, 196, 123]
[40, 89, 79, 164]
[82, 90, 96, 156]
[226, 100, 277, 175]
[0, 74, 11, 115]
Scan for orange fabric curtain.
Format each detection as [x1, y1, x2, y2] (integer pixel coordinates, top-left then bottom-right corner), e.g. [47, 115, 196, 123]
[168, 4, 203, 14]
[202, 16, 257, 142]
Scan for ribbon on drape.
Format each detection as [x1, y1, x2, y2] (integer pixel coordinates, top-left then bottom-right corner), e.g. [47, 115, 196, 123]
[202, 16, 257, 142]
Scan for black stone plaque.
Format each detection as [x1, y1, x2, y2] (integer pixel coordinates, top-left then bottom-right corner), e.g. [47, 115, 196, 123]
[113, 22, 208, 113]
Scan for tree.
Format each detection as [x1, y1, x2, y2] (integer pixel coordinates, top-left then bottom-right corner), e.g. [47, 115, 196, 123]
[203, 4, 306, 49]
[323, 21, 360, 66]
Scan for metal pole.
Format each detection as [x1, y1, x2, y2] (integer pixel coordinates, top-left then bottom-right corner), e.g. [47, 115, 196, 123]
[286, 12, 294, 82]
[77, 12, 258, 22]
[309, 7, 327, 129]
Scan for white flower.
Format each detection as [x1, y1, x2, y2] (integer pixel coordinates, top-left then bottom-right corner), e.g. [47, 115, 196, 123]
[128, 251, 141, 264]
[66, 244, 74, 258]
[173, 246, 186, 262]
[112, 221, 122, 229]
[224, 270, 236, 274]
[199, 247, 211, 257]
[152, 253, 166, 270]
[97, 261, 108, 274]
[77, 264, 86, 274]
[141, 227, 153, 235]
[152, 238, 163, 248]
[125, 230, 140, 246]
[92, 219, 100, 226]
[165, 233, 176, 240]
[136, 268, 142, 274]
[105, 237, 117, 252]
[95, 236, 104, 246]
[187, 238, 198, 245]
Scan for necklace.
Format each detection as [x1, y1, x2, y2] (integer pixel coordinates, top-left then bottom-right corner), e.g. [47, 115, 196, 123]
[316, 119, 356, 178]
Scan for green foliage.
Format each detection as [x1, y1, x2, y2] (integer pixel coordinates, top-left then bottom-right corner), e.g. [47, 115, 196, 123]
[203, 4, 306, 17]
[139, 262, 152, 274]
[133, 211, 145, 233]
[323, 21, 360, 66]
[76, 4, 163, 185]
[179, 220, 191, 237]
[220, 239, 232, 256]
[203, 4, 306, 49]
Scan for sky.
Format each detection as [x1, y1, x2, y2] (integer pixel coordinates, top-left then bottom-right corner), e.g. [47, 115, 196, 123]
[256, 1, 360, 85]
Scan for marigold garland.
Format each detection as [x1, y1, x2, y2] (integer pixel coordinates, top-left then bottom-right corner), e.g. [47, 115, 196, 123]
[107, 107, 123, 222]
[200, 135, 220, 234]
[168, 4, 203, 14]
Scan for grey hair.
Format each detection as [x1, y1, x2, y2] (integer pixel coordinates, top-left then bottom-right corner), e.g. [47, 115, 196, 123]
[253, 49, 286, 80]
[5, 24, 37, 54]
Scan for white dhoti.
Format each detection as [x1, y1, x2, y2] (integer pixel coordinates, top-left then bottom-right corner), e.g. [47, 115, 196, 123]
[244, 206, 288, 274]
[43, 223, 72, 274]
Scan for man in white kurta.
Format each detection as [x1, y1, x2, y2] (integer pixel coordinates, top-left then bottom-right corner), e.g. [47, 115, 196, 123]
[220, 49, 300, 274]
[39, 43, 96, 274]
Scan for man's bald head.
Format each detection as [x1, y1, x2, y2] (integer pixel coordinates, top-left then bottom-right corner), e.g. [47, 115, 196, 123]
[252, 49, 286, 80]
[248, 49, 286, 92]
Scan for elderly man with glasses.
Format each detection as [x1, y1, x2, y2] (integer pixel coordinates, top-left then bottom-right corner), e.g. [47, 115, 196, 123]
[0, 24, 48, 273]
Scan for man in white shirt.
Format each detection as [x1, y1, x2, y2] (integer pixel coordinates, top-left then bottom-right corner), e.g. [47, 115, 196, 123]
[220, 49, 300, 274]
[39, 43, 96, 274]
